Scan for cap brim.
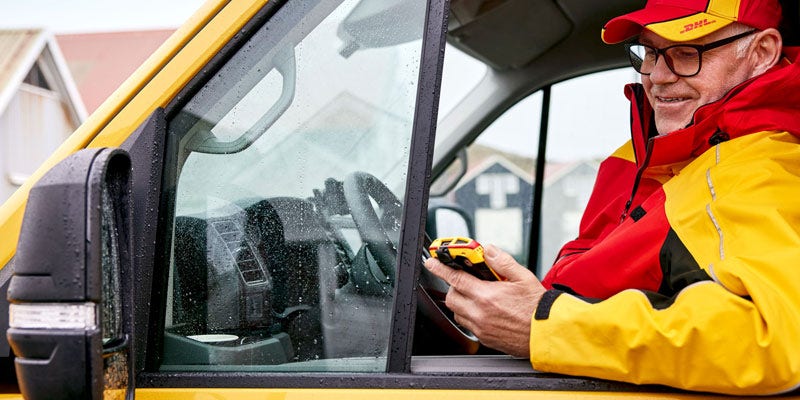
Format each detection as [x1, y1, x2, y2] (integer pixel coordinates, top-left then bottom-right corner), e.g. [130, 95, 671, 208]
[602, 5, 733, 44]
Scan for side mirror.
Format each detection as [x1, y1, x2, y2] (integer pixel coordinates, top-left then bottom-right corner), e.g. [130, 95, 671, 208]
[6, 148, 134, 400]
[425, 202, 475, 240]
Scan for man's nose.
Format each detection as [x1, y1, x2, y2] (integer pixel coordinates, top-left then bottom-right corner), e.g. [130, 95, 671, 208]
[649, 54, 680, 84]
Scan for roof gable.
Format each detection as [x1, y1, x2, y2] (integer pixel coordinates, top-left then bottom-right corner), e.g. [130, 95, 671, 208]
[0, 29, 86, 123]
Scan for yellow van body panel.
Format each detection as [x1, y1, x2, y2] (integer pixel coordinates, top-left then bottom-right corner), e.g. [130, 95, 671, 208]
[0, 390, 733, 400]
[0, 0, 268, 269]
[134, 388, 722, 400]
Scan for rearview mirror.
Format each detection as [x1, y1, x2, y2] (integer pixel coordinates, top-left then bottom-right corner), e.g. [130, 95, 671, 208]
[429, 149, 468, 197]
[337, 0, 426, 57]
[7, 148, 134, 400]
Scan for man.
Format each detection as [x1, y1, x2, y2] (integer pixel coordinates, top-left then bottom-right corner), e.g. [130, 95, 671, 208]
[425, 0, 800, 395]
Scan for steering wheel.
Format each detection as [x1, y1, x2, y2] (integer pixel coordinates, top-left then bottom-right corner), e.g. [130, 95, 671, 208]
[343, 171, 480, 354]
[343, 171, 403, 282]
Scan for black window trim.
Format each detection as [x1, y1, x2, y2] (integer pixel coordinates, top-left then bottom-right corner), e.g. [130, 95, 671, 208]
[529, 85, 550, 273]
[385, 0, 449, 373]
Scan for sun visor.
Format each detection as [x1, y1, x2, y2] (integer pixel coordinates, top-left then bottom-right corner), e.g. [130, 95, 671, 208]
[448, 0, 572, 70]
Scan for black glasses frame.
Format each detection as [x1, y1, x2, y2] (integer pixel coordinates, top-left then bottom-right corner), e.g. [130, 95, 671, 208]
[624, 29, 758, 77]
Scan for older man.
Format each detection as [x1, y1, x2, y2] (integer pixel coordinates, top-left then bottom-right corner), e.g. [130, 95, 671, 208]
[425, 0, 800, 395]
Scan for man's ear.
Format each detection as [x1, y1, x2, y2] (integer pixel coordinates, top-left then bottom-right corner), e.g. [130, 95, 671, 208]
[749, 28, 783, 77]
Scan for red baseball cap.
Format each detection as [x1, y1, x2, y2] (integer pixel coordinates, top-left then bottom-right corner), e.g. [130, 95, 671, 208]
[601, 0, 783, 44]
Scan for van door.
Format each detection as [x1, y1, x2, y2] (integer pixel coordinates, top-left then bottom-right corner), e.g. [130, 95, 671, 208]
[137, 0, 446, 392]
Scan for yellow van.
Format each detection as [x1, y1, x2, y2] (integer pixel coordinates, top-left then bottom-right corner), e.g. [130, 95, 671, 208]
[2, 0, 799, 399]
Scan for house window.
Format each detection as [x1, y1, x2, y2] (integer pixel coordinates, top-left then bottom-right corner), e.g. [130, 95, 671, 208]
[23, 63, 52, 91]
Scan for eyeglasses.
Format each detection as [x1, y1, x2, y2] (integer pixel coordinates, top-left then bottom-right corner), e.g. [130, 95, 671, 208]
[624, 30, 757, 77]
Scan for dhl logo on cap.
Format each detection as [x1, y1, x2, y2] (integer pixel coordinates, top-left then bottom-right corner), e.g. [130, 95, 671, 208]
[601, 0, 782, 44]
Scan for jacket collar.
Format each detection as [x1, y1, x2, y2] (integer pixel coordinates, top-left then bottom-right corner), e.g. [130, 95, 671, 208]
[625, 47, 800, 168]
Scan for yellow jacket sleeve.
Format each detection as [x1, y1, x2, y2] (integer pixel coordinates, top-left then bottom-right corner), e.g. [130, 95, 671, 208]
[530, 131, 800, 395]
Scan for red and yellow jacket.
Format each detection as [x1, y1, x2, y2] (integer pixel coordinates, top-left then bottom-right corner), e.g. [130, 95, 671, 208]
[532, 49, 800, 395]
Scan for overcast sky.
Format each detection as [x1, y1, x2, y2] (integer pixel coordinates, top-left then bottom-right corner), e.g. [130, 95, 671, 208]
[0, 0, 204, 32]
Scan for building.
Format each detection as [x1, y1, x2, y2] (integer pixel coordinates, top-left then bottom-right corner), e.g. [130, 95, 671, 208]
[0, 28, 176, 205]
[454, 155, 534, 262]
[539, 160, 599, 273]
[446, 145, 599, 272]
[56, 29, 174, 113]
[0, 29, 86, 202]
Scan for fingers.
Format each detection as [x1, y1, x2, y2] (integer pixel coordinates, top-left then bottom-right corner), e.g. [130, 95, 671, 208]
[443, 286, 472, 322]
[423, 258, 480, 324]
[423, 243, 542, 358]
[424, 256, 480, 292]
[424, 244, 539, 288]
[483, 244, 537, 283]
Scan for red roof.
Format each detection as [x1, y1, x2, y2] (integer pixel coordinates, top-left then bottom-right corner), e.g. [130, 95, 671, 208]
[56, 29, 175, 113]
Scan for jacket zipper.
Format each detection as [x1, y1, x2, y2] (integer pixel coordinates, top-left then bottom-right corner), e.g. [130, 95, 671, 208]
[620, 137, 654, 222]
[553, 248, 592, 264]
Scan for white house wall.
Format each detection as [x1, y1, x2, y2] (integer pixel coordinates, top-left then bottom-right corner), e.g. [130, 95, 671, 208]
[0, 29, 84, 205]
[0, 83, 74, 200]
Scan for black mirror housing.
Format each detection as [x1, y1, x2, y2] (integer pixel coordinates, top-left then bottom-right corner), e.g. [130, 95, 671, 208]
[425, 202, 475, 240]
[7, 148, 133, 400]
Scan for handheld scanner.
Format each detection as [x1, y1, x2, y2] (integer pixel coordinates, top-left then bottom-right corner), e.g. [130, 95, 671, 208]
[429, 237, 503, 281]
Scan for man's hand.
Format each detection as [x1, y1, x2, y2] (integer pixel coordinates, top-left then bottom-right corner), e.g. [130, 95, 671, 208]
[423, 244, 546, 358]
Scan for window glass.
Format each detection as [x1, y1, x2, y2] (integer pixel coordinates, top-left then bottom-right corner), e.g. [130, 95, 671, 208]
[539, 68, 636, 275]
[437, 44, 487, 122]
[160, 0, 428, 372]
[100, 182, 129, 398]
[431, 93, 542, 264]
[100, 185, 122, 344]
[431, 68, 635, 275]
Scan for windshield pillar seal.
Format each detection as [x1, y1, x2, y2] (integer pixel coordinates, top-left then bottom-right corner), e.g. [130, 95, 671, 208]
[385, 0, 450, 373]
